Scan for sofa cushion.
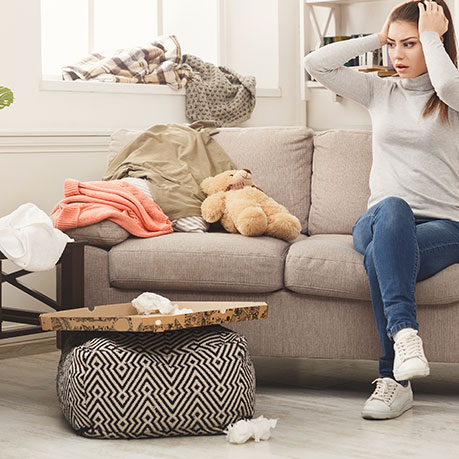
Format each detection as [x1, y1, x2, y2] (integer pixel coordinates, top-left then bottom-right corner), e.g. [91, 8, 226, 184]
[108, 129, 142, 165]
[109, 126, 314, 234]
[285, 234, 367, 299]
[308, 129, 372, 235]
[63, 220, 129, 248]
[285, 234, 459, 304]
[109, 233, 290, 293]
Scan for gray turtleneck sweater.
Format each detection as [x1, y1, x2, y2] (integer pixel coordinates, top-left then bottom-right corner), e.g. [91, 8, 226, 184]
[304, 32, 459, 222]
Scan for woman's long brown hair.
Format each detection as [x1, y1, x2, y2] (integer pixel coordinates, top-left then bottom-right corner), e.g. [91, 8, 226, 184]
[389, 0, 457, 126]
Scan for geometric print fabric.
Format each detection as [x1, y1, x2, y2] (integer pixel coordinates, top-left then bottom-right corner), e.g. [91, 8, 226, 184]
[56, 325, 255, 439]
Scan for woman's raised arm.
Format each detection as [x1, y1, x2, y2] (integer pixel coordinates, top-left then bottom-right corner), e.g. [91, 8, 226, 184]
[418, 1, 459, 110]
[303, 33, 384, 108]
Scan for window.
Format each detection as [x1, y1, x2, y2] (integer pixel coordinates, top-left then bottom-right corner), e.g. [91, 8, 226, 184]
[41, 0, 220, 77]
[40, 0, 280, 92]
[163, 0, 219, 66]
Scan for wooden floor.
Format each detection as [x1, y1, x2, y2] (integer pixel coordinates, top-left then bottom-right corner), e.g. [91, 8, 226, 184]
[1, 350, 459, 459]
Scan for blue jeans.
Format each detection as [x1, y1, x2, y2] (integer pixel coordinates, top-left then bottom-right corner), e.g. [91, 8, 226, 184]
[352, 196, 459, 382]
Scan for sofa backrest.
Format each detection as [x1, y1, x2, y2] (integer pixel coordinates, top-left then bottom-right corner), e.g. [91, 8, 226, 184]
[214, 127, 314, 233]
[308, 129, 372, 235]
[108, 126, 315, 234]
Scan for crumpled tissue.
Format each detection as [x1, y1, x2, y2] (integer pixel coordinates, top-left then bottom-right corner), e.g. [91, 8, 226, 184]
[225, 415, 278, 444]
[131, 292, 193, 315]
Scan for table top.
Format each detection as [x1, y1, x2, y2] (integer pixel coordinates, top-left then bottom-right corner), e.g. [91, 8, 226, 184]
[40, 301, 269, 333]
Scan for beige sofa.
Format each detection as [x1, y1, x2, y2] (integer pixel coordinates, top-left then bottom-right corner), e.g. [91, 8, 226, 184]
[67, 126, 459, 363]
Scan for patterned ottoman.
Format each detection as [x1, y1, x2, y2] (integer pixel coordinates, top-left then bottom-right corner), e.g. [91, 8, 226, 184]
[56, 325, 255, 439]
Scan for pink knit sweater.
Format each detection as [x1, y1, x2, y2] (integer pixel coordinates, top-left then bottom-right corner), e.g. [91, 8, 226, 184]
[52, 179, 172, 237]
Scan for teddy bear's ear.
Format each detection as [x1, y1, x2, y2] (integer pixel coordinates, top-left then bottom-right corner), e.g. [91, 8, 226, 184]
[200, 177, 213, 195]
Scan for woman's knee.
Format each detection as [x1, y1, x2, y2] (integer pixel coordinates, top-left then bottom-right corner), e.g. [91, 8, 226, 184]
[416, 220, 459, 281]
[376, 197, 414, 224]
[378, 196, 412, 214]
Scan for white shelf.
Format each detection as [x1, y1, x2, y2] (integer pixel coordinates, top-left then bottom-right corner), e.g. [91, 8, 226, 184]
[306, 81, 325, 88]
[299, 0, 390, 103]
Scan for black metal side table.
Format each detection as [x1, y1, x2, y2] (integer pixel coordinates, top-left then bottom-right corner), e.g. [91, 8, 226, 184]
[0, 241, 85, 347]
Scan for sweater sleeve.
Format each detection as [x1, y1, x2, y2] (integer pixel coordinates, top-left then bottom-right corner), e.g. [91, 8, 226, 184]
[303, 33, 385, 108]
[419, 31, 459, 111]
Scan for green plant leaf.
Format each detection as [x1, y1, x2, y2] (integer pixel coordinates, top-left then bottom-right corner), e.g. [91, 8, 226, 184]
[0, 86, 14, 110]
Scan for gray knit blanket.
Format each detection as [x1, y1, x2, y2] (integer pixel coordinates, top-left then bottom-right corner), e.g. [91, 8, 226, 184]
[182, 54, 256, 127]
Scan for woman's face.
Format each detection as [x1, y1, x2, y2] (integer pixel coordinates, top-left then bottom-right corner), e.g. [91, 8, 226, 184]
[387, 20, 428, 78]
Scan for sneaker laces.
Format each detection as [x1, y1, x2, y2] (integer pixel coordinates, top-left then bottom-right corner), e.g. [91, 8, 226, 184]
[369, 378, 397, 404]
[394, 331, 425, 363]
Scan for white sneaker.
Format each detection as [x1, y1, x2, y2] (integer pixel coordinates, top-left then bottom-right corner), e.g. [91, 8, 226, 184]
[393, 329, 430, 381]
[361, 377, 413, 420]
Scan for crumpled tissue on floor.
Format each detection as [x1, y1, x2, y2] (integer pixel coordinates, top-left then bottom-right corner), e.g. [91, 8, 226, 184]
[225, 415, 278, 444]
[131, 292, 193, 315]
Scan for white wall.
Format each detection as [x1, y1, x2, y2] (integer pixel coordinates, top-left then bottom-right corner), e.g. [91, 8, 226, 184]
[0, 141, 111, 319]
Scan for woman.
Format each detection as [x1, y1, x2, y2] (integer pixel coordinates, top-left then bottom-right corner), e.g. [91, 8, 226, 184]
[304, 0, 459, 420]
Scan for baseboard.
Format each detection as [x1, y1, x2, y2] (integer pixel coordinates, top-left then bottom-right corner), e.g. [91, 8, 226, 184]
[0, 326, 58, 360]
[252, 356, 459, 394]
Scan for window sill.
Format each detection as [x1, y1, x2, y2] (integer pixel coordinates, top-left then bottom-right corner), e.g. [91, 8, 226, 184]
[39, 79, 282, 98]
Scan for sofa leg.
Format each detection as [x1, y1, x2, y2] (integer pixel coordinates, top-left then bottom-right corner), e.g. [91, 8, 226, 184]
[56, 243, 85, 351]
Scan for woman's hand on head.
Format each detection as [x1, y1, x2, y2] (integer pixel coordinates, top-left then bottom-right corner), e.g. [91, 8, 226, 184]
[378, 0, 417, 46]
[418, 1, 449, 38]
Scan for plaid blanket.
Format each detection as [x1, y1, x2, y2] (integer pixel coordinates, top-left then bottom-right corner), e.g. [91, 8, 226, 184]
[62, 35, 192, 89]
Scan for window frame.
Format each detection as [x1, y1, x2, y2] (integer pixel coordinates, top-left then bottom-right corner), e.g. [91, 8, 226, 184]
[41, 0, 227, 78]
[39, 0, 281, 97]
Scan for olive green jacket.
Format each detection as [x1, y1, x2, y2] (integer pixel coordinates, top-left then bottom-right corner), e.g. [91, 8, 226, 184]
[103, 121, 235, 220]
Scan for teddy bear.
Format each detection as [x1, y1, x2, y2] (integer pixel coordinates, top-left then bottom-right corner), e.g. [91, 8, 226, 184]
[200, 169, 301, 242]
